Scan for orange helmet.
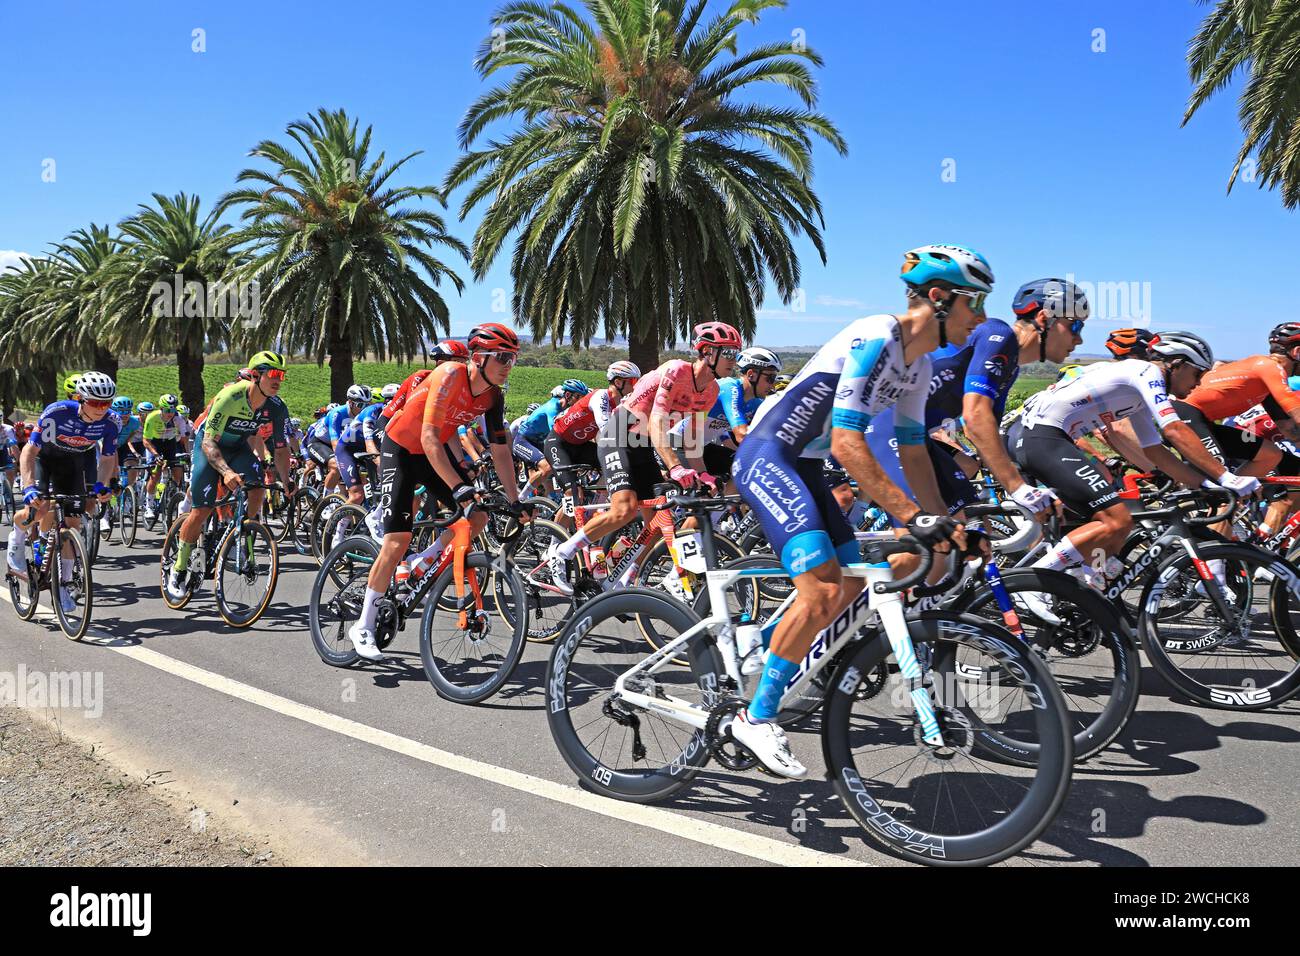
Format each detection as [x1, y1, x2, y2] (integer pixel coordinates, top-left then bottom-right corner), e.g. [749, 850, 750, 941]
[1105, 328, 1160, 360]
[467, 323, 520, 353]
[693, 322, 742, 351]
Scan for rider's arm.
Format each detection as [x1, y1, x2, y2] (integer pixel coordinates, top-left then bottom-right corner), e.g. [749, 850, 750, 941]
[831, 429, 919, 524]
[19, 441, 37, 490]
[1139, 442, 1208, 489]
[722, 381, 749, 442]
[678, 413, 709, 473]
[961, 391, 1027, 492]
[1098, 419, 1157, 472]
[274, 445, 291, 488]
[648, 405, 682, 471]
[201, 431, 233, 479]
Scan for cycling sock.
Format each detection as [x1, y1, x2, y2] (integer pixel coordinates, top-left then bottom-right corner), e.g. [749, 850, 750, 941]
[748, 652, 800, 722]
[1032, 537, 1085, 572]
[60, 556, 74, 582]
[413, 538, 446, 563]
[359, 587, 385, 632]
[8, 525, 27, 550]
[174, 540, 193, 573]
[1207, 558, 1228, 587]
[556, 529, 590, 560]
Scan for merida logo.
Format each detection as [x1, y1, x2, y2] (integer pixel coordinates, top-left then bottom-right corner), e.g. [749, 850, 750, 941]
[49, 886, 151, 936]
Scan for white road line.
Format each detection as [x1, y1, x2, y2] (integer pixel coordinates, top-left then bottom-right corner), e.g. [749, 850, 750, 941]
[0, 588, 868, 867]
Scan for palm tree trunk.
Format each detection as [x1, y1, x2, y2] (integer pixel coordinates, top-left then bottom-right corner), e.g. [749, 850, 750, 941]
[329, 325, 354, 404]
[627, 315, 660, 374]
[177, 340, 205, 413]
[91, 343, 119, 382]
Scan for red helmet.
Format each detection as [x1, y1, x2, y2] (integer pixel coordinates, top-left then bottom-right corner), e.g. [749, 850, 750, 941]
[693, 322, 742, 351]
[237, 367, 255, 382]
[467, 323, 520, 353]
[436, 339, 471, 360]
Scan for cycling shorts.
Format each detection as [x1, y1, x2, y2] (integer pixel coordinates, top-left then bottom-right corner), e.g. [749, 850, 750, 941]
[596, 419, 663, 500]
[732, 439, 858, 577]
[1173, 400, 1264, 469]
[336, 442, 376, 490]
[33, 447, 88, 513]
[544, 434, 600, 491]
[375, 432, 468, 535]
[305, 437, 335, 468]
[189, 442, 261, 509]
[150, 438, 183, 467]
[513, 434, 545, 466]
[1008, 422, 1119, 516]
[863, 427, 976, 524]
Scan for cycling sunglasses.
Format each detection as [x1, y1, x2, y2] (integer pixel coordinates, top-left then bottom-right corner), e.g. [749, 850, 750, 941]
[82, 398, 112, 410]
[1065, 319, 1086, 336]
[485, 351, 518, 367]
[716, 347, 739, 360]
[260, 368, 286, 382]
[950, 289, 987, 312]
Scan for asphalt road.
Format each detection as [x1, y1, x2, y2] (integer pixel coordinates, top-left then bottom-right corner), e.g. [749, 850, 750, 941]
[2, 526, 1298, 867]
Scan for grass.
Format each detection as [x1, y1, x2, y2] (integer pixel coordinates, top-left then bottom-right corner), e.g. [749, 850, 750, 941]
[47, 365, 1057, 423]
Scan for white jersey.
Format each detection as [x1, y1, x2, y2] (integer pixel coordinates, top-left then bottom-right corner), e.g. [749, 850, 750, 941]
[1019, 359, 1179, 446]
[176, 416, 195, 442]
[747, 315, 932, 459]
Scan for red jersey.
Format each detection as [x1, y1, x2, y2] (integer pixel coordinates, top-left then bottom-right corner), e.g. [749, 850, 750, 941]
[385, 363, 506, 453]
[554, 387, 617, 444]
[1185, 355, 1300, 421]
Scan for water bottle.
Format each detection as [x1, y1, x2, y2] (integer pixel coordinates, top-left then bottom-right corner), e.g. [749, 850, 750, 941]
[608, 535, 633, 565]
[32, 538, 44, 569]
[588, 546, 609, 580]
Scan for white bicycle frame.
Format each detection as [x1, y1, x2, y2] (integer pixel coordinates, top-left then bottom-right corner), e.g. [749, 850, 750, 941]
[612, 533, 945, 745]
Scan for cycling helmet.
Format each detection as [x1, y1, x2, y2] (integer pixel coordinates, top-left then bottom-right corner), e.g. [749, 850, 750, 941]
[1150, 331, 1214, 370]
[111, 397, 132, 414]
[137, 401, 155, 413]
[824, 466, 850, 487]
[237, 368, 255, 381]
[550, 385, 566, 398]
[737, 347, 782, 372]
[76, 371, 117, 401]
[248, 350, 286, 371]
[436, 339, 471, 359]
[1056, 363, 1085, 383]
[160, 393, 179, 409]
[606, 361, 641, 381]
[467, 323, 520, 353]
[327, 402, 342, 411]
[525, 402, 541, 415]
[772, 374, 792, 392]
[346, 384, 371, 403]
[559, 378, 590, 396]
[692, 322, 743, 351]
[1012, 278, 1090, 322]
[63, 373, 82, 398]
[1269, 322, 1300, 354]
[314, 407, 327, 419]
[1105, 328, 1159, 360]
[900, 244, 994, 293]
[381, 383, 399, 401]
[177, 404, 189, 416]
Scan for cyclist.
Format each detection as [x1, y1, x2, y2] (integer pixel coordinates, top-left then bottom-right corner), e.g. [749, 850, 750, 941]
[333, 389, 384, 537]
[6, 372, 120, 611]
[0, 420, 17, 511]
[510, 401, 551, 491]
[730, 244, 995, 776]
[166, 352, 291, 599]
[546, 323, 740, 594]
[175, 404, 195, 453]
[435, 339, 471, 365]
[61, 373, 82, 401]
[141, 394, 185, 521]
[347, 323, 527, 661]
[310, 389, 367, 493]
[548, 362, 641, 510]
[1011, 331, 1258, 584]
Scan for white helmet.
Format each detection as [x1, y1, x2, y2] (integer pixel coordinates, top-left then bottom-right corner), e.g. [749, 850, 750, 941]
[327, 402, 342, 411]
[550, 385, 566, 398]
[737, 347, 782, 372]
[606, 360, 641, 381]
[76, 371, 117, 401]
[381, 383, 399, 401]
[1150, 331, 1214, 371]
[346, 384, 371, 403]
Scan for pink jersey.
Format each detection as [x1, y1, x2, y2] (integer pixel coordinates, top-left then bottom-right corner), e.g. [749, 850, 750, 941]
[620, 360, 719, 433]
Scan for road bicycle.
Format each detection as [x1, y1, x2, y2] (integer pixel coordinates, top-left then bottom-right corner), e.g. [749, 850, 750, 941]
[6, 493, 94, 640]
[545, 492, 1072, 866]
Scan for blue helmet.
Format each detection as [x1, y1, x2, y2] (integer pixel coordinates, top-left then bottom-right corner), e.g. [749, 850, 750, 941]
[137, 401, 155, 413]
[900, 244, 994, 293]
[559, 378, 590, 396]
[1012, 278, 1090, 322]
[111, 397, 132, 414]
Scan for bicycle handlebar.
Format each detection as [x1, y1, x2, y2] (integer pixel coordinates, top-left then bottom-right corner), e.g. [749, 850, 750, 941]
[864, 536, 935, 594]
[1130, 486, 1236, 525]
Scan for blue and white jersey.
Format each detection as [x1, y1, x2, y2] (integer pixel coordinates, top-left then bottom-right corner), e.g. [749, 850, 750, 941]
[924, 318, 1020, 428]
[746, 315, 931, 459]
[338, 404, 382, 449]
[518, 396, 562, 442]
[321, 404, 353, 444]
[670, 377, 762, 444]
[305, 419, 328, 444]
[31, 400, 121, 456]
[115, 412, 143, 444]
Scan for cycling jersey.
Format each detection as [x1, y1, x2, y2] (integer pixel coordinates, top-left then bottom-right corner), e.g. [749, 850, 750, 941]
[712, 377, 762, 429]
[176, 417, 195, 442]
[517, 396, 563, 442]
[924, 317, 1020, 428]
[142, 409, 180, 442]
[618, 360, 720, 434]
[737, 315, 930, 575]
[338, 404, 382, 449]
[510, 415, 545, 465]
[31, 400, 120, 456]
[116, 413, 143, 445]
[384, 363, 506, 454]
[199, 381, 289, 451]
[554, 388, 617, 444]
[1184, 355, 1300, 421]
[1018, 359, 1179, 447]
[381, 369, 434, 423]
[320, 404, 354, 444]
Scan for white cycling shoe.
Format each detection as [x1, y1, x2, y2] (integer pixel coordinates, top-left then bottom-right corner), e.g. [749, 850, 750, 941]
[165, 567, 189, 601]
[544, 543, 574, 596]
[727, 711, 807, 779]
[347, 622, 385, 662]
[6, 533, 26, 575]
[58, 587, 77, 614]
[1011, 591, 1062, 627]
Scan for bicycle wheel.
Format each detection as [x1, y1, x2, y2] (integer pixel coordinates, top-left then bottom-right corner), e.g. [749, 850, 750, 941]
[310, 493, 347, 563]
[120, 487, 139, 548]
[1139, 543, 1300, 709]
[81, 515, 99, 566]
[822, 611, 1073, 866]
[635, 532, 744, 650]
[546, 587, 723, 802]
[289, 487, 319, 555]
[320, 503, 370, 556]
[420, 551, 528, 703]
[52, 528, 92, 641]
[214, 520, 277, 627]
[159, 516, 200, 609]
[942, 568, 1140, 763]
[502, 517, 576, 643]
[8, 541, 40, 620]
[262, 486, 291, 542]
[309, 534, 380, 667]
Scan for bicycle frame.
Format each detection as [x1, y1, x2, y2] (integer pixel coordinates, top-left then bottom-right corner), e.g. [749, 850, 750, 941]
[610, 551, 944, 746]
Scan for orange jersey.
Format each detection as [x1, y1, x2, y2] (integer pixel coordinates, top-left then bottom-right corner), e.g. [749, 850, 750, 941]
[385, 363, 507, 453]
[1184, 355, 1300, 421]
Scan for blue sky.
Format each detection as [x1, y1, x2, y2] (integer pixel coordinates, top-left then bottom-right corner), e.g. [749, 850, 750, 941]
[1, 0, 1295, 357]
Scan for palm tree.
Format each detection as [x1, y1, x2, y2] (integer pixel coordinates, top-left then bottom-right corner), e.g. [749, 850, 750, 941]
[0, 256, 64, 413]
[447, 0, 846, 369]
[1184, 0, 1300, 207]
[40, 224, 122, 380]
[98, 193, 237, 412]
[218, 108, 469, 401]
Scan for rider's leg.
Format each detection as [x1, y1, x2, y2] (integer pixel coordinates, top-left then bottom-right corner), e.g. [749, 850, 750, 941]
[555, 488, 637, 557]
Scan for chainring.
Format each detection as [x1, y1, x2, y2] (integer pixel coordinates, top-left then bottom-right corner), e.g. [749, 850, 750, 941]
[704, 696, 760, 771]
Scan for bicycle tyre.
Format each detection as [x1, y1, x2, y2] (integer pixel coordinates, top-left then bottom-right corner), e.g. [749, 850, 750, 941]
[309, 534, 380, 667]
[52, 528, 92, 641]
[214, 520, 278, 627]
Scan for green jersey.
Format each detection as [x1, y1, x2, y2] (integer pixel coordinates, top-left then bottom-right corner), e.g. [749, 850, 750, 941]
[143, 409, 180, 441]
[200, 381, 289, 451]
